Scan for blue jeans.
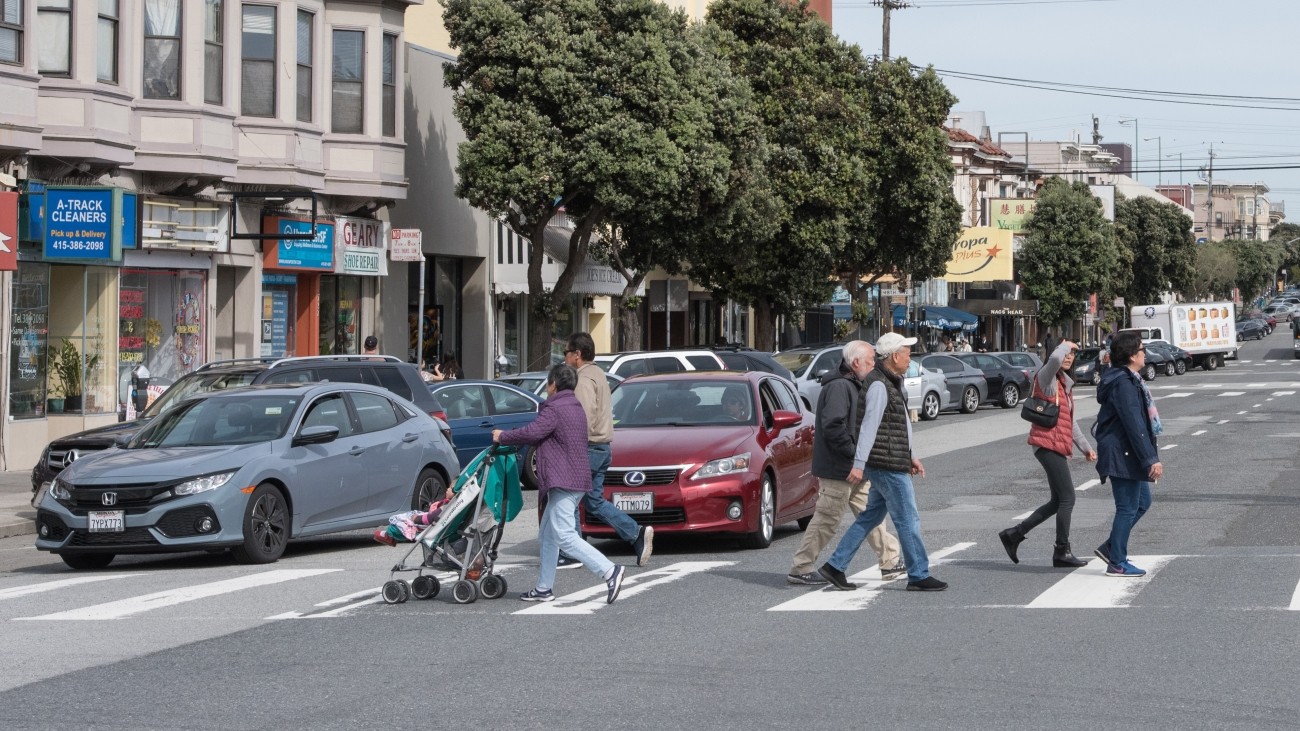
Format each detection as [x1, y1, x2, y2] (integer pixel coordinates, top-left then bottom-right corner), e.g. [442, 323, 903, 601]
[571, 443, 641, 544]
[1107, 477, 1152, 565]
[828, 467, 931, 581]
[537, 490, 614, 592]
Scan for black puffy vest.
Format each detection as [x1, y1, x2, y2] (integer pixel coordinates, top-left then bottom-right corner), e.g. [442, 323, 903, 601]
[863, 363, 914, 473]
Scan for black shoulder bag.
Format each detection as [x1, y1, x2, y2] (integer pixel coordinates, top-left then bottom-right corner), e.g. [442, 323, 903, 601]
[1020, 375, 1061, 428]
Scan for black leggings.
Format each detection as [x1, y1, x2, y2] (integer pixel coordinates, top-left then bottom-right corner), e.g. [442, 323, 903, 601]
[1016, 448, 1076, 546]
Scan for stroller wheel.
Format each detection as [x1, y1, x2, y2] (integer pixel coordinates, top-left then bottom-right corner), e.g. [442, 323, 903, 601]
[381, 580, 405, 605]
[396, 579, 411, 603]
[479, 574, 507, 600]
[451, 579, 478, 604]
[412, 574, 440, 600]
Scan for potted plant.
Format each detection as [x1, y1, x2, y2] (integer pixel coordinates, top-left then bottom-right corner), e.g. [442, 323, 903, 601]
[51, 339, 99, 412]
[46, 372, 65, 414]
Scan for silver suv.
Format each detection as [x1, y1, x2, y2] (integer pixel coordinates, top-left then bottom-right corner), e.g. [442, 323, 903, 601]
[772, 344, 845, 408]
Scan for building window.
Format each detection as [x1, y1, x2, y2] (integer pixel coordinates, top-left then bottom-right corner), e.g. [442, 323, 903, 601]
[241, 4, 276, 117]
[97, 0, 119, 83]
[332, 29, 363, 134]
[296, 10, 312, 122]
[36, 0, 71, 75]
[382, 33, 396, 137]
[204, 0, 223, 104]
[0, 0, 21, 65]
[144, 0, 182, 99]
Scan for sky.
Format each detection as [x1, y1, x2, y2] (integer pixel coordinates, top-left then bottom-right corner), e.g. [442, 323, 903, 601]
[831, 0, 1300, 216]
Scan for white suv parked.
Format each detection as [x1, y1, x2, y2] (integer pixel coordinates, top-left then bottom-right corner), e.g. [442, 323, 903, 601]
[593, 350, 725, 378]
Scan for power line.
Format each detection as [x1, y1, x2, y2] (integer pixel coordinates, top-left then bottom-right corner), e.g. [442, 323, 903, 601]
[841, 0, 1123, 6]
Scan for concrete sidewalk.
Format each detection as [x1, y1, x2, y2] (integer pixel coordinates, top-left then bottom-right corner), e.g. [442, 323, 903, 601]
[0, 470, 36, 539]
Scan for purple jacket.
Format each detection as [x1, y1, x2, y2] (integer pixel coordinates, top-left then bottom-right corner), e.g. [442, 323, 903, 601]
[496, 389, 591, 497]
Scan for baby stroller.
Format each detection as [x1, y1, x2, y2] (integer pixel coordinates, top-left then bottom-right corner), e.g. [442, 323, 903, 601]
[381, 445, 523, 605]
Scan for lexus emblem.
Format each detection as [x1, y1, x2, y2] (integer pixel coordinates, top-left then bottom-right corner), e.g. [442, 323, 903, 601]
[101, 492, 117, 506]
[624, 471, 647, 487]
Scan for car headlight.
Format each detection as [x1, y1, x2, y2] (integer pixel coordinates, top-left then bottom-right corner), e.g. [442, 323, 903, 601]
[692, 452, 752, 480]
[48, 476, 72, 501]
[1076, 363, 1093, 372]
[173, 471, 237, 496]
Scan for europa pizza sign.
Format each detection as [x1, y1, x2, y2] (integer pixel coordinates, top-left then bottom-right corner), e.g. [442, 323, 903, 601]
[43, 187, 125, 261]
[943, 227, 1014, 283]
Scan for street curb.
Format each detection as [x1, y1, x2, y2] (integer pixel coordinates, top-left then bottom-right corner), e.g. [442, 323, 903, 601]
[0, 519, 35, 539]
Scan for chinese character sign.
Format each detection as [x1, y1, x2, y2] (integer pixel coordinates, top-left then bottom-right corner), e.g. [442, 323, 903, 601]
[989, 198, 1037, 232]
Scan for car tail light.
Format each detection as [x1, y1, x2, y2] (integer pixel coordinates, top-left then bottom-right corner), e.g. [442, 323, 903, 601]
[430, 411, 454, 444]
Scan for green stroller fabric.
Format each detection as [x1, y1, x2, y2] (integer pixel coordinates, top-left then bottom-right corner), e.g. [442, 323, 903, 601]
[452, 446, 523, 523]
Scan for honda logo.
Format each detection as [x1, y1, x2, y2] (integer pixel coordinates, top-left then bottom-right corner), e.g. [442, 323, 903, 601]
[101, 492, 117, 506]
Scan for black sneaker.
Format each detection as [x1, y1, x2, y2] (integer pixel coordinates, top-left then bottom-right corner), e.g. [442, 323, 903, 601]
[633, 526, 654, 567]
[880, 563, 907, 581]
[556, 555, 583, 570]
[605, 565, 626, 604]
[1094, 542, 1112, 564]
[786, 571, 829, 586]
[519, 588, 554, 602]
[817, 563, 857, 591]
[906, 576, 948, 592]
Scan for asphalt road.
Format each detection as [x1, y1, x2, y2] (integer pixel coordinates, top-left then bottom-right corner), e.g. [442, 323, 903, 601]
[1, 332, 1298, 730]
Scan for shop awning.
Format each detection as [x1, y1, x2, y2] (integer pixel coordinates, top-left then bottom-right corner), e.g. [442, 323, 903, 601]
[892, 304, 980, 332]
[493, 221, 645, 298]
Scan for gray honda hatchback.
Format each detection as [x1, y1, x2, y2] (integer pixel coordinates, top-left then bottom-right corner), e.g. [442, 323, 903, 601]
[33, 382, 459, 569]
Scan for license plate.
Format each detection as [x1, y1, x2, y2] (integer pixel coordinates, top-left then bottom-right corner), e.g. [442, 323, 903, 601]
[612, 492, 653, 515]
[88, 510, 124, 533]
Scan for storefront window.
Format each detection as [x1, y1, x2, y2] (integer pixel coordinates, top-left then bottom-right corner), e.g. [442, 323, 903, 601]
[550, 293, 580, 364]
[46, 265, 115, 414]
[261, 274, 296, 358]
[319, 275, 361, 355]
[118, 269, 207, 414]
[9, 263, 51, 419]
[497, 294, 522, 376]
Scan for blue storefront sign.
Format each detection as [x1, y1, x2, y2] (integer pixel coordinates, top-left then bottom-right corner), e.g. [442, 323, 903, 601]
[43, 187, 122, 261]
[272, 218, 334, 270]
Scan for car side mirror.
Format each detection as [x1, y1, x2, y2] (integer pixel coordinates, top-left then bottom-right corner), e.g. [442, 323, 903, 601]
[770, 410, 802, 431]
[814, 369, 829, 378]
[293, 425, 339, 447]
[113, 434, 133, 448]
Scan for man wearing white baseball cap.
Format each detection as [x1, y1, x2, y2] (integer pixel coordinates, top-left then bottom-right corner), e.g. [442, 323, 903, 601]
[817, 331, 948, 592]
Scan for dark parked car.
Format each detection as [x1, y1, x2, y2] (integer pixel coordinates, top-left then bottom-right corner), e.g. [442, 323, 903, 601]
[1070, 347, 1105, 386]
[991, 351, 1043, 375]
[499, 370, 622, 398]
[426, 380, 542, 469]
[704, 346, 797, 384]
[951, 352, 1031, 408]
[31, 356, 444, 495]
[917, 354, 988, 414]
[1243, 311, 1276, 332]
[1145, 341, 1193, 376]
[1236, 319, 1268, 342]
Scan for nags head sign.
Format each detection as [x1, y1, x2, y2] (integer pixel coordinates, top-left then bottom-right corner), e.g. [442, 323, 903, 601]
[943, 227, 1013, 283]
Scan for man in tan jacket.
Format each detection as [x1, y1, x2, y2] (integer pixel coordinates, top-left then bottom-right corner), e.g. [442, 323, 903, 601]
[562, 332, 653, 567]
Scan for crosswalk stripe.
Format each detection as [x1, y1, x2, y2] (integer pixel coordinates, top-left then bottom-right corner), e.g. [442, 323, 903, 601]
[0, 574, 139, 602]
[1157, 392, 1193, 400]
[1218, 392, 1245, 397]
[766, 543, 974, 612]
[1076, 479, 1101, 492]
[515, 561, 733, 615]
[1290, 581, 1300, 612]
[1274, 391, 1296, 396]
[1025, 555, 1176, 609]
[1192, 430, 1207, 436]
[268, 564, 525, 619]
[16, 569, 340, 621]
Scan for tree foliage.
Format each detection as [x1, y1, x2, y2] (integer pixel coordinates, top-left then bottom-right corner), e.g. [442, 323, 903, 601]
[1019, 178, 1129, 327]
[1113, 194, 1197, 304]
[1188, 242, 1237, 301]
[1224, 239, 1282, 301]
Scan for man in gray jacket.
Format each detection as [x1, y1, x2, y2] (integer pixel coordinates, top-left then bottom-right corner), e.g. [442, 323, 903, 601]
[786, 340, 903, 585]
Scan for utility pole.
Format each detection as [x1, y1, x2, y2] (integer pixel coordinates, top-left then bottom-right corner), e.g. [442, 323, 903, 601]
[1206, 145, 1215, 241]
[874, 0, 910, 60]
[1253, 182, 1259, 239]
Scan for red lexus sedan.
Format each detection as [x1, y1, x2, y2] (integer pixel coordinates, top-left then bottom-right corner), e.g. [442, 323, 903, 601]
[581, 371, 817, 549]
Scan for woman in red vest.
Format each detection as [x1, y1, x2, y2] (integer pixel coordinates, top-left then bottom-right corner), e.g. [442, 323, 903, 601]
[998, 341, 1098, 567]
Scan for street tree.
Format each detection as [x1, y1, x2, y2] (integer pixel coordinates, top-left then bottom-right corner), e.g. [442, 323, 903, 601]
[693, 0, 872, 349]
[837, 58, 963, 314]
[1188, 242, 1237, 301]
[1268, 222, 1300, 285]
[442, 0, 738, 368]
[1224, 239, 1282, 302]
[1019, 178, 1129, 328]
[1113, 194, 1197, 304]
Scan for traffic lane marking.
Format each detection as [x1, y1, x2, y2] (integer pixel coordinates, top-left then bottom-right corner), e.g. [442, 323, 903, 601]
[515, 561, 733, 615]
[766, 543, 974, 612]
[1290, 581, 1300, 612]
[17, 569, 340, 621]
[0, 573, 139, 601]
[1026, 555, 1177, 608]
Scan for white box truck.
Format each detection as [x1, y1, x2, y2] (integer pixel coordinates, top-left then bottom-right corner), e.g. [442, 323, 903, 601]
[1125, 303, 1237, 371]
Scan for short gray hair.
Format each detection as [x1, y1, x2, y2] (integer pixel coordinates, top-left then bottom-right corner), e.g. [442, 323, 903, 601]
[842, 340, 873, 364]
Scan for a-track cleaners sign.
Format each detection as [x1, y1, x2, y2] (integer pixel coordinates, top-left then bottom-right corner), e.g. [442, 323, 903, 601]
[43, 187, 125, 262]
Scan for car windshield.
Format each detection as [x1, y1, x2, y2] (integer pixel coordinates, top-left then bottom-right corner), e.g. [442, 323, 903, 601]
[131, 395, 302, 448]
[612, 380, 753, 427]
[772, 351, 816, 377]
[141, 371, 261, 419]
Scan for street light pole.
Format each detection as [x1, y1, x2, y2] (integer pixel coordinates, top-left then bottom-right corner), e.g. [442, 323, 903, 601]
[1166, 152, 1183, 186]
[1145, 136, 1162, 185]
[1119, 118, 1138, 184]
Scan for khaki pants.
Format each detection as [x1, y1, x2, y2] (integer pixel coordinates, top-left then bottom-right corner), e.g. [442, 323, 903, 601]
[789, 476, 901, 575]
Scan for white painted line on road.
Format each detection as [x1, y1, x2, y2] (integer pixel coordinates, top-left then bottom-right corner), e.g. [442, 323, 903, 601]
[1013, 511, 1032, 520]
[1156, 393, 1192, 400]
[1237, 411, 1248, 415]
[1192, 430, 1207, 436]
[1267, 398, 1274, 402]
[1076, 479, 1101, 492]
[1163, 444, 1177, 450]
[268, 564, 525, 619]
[1217, 419, 1229, 424]
[516, 561, 733, 615]
[766, 543, 975, 613]
[1266, 434, 1300, 438]
[1274, 391, 1296, 396]
[18, 569, 340, 621]
[1026, 555, 1177, 609]
[1289, 581, 1300, 612]
[0, 573, 139, 602]
[1254, 404, 1263, 408]
[1246, 383, 1266, 388]
[1218, 392, 1245, 397]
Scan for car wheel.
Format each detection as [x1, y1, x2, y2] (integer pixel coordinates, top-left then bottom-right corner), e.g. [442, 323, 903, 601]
[231, 484, 289, 564]
[960, 386, 979, 414]
[1174, 360, 1187, 376]
[60, 553, 114, 570]
[1141, 364, 1157, 381]
[1204, 355, 1219, 371]
[521, 447, 540, 490]
[1164, 361, 1176, 377]
[1000, 383, 1020, 408]
[1237, 333, 1243, 342]
[411, 467, 447, 511]
[921, 392, 941, 421]
[740, 473, 775, 549]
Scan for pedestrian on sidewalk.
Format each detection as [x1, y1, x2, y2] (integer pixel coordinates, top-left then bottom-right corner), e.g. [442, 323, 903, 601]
[562, 332, 653, 568]
[1092, 331, 1163, 578]
[818, 333, 947, 592]
[494, 364, 626, 604]
[998, 341, 1097, 567]
[786, 340, 904, 586]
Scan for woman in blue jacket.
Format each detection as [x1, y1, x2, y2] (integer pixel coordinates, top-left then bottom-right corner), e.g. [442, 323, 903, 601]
[1092, 331, 1164, 577]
